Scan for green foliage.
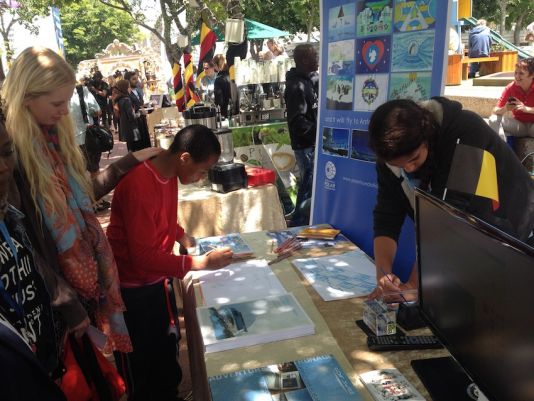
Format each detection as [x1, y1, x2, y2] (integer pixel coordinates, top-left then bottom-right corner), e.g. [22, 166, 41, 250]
[507, 0, 534, 29]
[243, 0, 309, 34]
[61, 0, 142, 67]
[472, 0, 498, 21]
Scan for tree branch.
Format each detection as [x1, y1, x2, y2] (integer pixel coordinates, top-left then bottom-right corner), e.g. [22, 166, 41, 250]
[97, 0, 167, 44]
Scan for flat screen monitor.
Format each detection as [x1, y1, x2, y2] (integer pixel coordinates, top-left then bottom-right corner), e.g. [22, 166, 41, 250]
[414, 189, 534, 401]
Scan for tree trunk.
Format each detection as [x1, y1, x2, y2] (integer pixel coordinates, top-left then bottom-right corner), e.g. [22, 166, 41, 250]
[513, 14, 524, 45]
[498, 1, 507, 34]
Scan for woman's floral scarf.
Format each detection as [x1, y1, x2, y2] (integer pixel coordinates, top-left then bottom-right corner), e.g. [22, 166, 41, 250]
[38, 130, 131, 353]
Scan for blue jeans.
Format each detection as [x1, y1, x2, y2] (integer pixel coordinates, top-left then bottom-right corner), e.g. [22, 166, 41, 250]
[291, 147, 315, 226]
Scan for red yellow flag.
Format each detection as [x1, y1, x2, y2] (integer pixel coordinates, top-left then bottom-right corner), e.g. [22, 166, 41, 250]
[183, 52, 199, 108]
[196, 20, 217, 86]
[172, 62, 185, 111]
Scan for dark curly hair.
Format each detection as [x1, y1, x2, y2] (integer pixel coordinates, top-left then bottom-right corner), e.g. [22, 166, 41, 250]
[368, 99, 438, 161]
[517, 57, 534, 76]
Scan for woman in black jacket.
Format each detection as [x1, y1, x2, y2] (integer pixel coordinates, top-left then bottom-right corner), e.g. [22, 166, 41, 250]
[116, 79, 142, 152]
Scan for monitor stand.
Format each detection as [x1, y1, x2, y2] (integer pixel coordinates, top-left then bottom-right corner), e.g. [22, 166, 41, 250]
[411, 357, 474, 401]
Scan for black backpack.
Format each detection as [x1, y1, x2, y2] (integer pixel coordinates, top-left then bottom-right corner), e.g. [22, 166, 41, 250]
[85, 125, 114, 153]
[77, 86, 114, 153]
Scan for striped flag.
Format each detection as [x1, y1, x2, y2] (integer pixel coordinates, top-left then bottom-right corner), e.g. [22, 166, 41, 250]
[446, 143, 500, 211]
[183, 52, 199, 108]
[196, 20, 217, 86]
[173, 61, 185, 111]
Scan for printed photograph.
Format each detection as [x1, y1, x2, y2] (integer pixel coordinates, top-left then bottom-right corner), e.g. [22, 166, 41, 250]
[322, 127, 350, 158]
[326, 76, 354, 110]
[391, 30, 435, 72]
[354, 74, 389, 112]
[327, 40, 355, 76]
[328, 3, 356, 42]
[356, 0, 393, 37]
[356, 36, 391, 74]
[394, 0, 437, 32]
[351, 129, 376, 162]
[388, 72, 431, 101]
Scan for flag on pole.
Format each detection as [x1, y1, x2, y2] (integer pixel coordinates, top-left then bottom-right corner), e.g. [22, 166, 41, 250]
[173, 61, 185, 111]
[446, 143, 500, 211]
[183, 52, 199, 108]
[196, 20, 217, 86]
[51, 6, 66, 58]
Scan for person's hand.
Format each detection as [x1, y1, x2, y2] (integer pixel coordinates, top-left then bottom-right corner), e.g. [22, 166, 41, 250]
[179, 232, 196, 249]
[131, 147, 163, 161]
[70, 316, 90, 338]
[514, 102, 533, 114]
[368, 274, 418, 302]
[506, 98, 520, 111]
[140, 108, 148, 116]
[368, 273, 401, 299]
[203, 247, 234, 269]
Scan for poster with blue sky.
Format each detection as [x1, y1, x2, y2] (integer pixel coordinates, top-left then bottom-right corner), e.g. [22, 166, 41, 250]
[312, 0, 450, 279]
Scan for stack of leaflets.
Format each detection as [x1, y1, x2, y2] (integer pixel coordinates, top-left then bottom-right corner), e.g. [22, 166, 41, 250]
[197, 233, 254, 259]
[359, 368, 425, 401]
[267, 228, 349, 249]
[196, 293, 315, 353]
[297, 227, 341, 240]
[209, 354, 364, 401]
[198, 259, 288, 307]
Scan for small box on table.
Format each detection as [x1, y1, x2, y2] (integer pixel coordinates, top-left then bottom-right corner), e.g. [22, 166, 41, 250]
[363, 299, 397, 336]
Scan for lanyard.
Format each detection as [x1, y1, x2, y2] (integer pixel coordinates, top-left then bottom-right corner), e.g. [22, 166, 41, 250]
[0, 220, 25, 319]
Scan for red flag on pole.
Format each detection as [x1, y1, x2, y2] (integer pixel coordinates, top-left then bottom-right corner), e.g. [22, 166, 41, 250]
[196, 20, 217, 86]
[183, 52, 199, 108]
[173, 61, 185, 111]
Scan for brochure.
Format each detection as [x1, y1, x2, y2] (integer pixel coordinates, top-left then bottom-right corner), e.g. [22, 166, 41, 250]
[359, 368, 425, 401]
[196, 293, 315, 353]
[292, 250, 376, 301]
[197, 233, 254, 258]
[198, 259, 287, 307]
[209, 354, 364, 401]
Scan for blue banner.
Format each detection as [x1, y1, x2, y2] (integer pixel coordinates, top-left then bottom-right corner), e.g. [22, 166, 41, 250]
[312, 0, 451, 280]
[51, 6, 66, 58]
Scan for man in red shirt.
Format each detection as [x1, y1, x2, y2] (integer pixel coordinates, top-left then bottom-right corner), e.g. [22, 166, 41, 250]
[107, 124, 233, 401]
[489, 58, 534, 139]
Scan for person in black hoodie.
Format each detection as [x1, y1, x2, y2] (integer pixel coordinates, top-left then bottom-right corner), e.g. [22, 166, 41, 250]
[368, 97, 534, 299]
[284, 44, 319, 226]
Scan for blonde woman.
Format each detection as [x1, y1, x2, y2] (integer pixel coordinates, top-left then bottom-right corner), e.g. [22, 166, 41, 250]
[2, 47, 161, 355]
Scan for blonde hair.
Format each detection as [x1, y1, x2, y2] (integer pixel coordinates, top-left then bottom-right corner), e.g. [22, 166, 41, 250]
[2, 47, 93, 219]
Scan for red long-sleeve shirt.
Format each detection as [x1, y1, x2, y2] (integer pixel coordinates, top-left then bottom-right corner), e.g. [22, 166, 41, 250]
[107, 161, 193, 287]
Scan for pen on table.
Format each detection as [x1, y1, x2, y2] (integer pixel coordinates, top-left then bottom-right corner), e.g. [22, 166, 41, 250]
[376, 265, 409, 304]
[269, 242, 302, 265]
[275, 236, 299, 253]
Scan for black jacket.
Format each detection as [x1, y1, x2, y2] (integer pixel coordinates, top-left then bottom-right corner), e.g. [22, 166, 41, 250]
[214, 71, 238, 118]
[118, 96, 139, 144]
[374, 97, 534, 243]
[284, 68, 318, 150]
[0, 319, 66, 401]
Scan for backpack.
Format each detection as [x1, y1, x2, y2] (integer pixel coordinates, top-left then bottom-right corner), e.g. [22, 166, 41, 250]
[77, 85, 114, 153]
[85, 125, 114, 153]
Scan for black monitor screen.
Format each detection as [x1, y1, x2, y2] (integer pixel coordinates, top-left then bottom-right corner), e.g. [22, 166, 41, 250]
[415, 190, 534, 401]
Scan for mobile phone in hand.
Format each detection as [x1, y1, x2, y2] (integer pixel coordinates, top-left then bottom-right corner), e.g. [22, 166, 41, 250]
[508, 96, 517, 103]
